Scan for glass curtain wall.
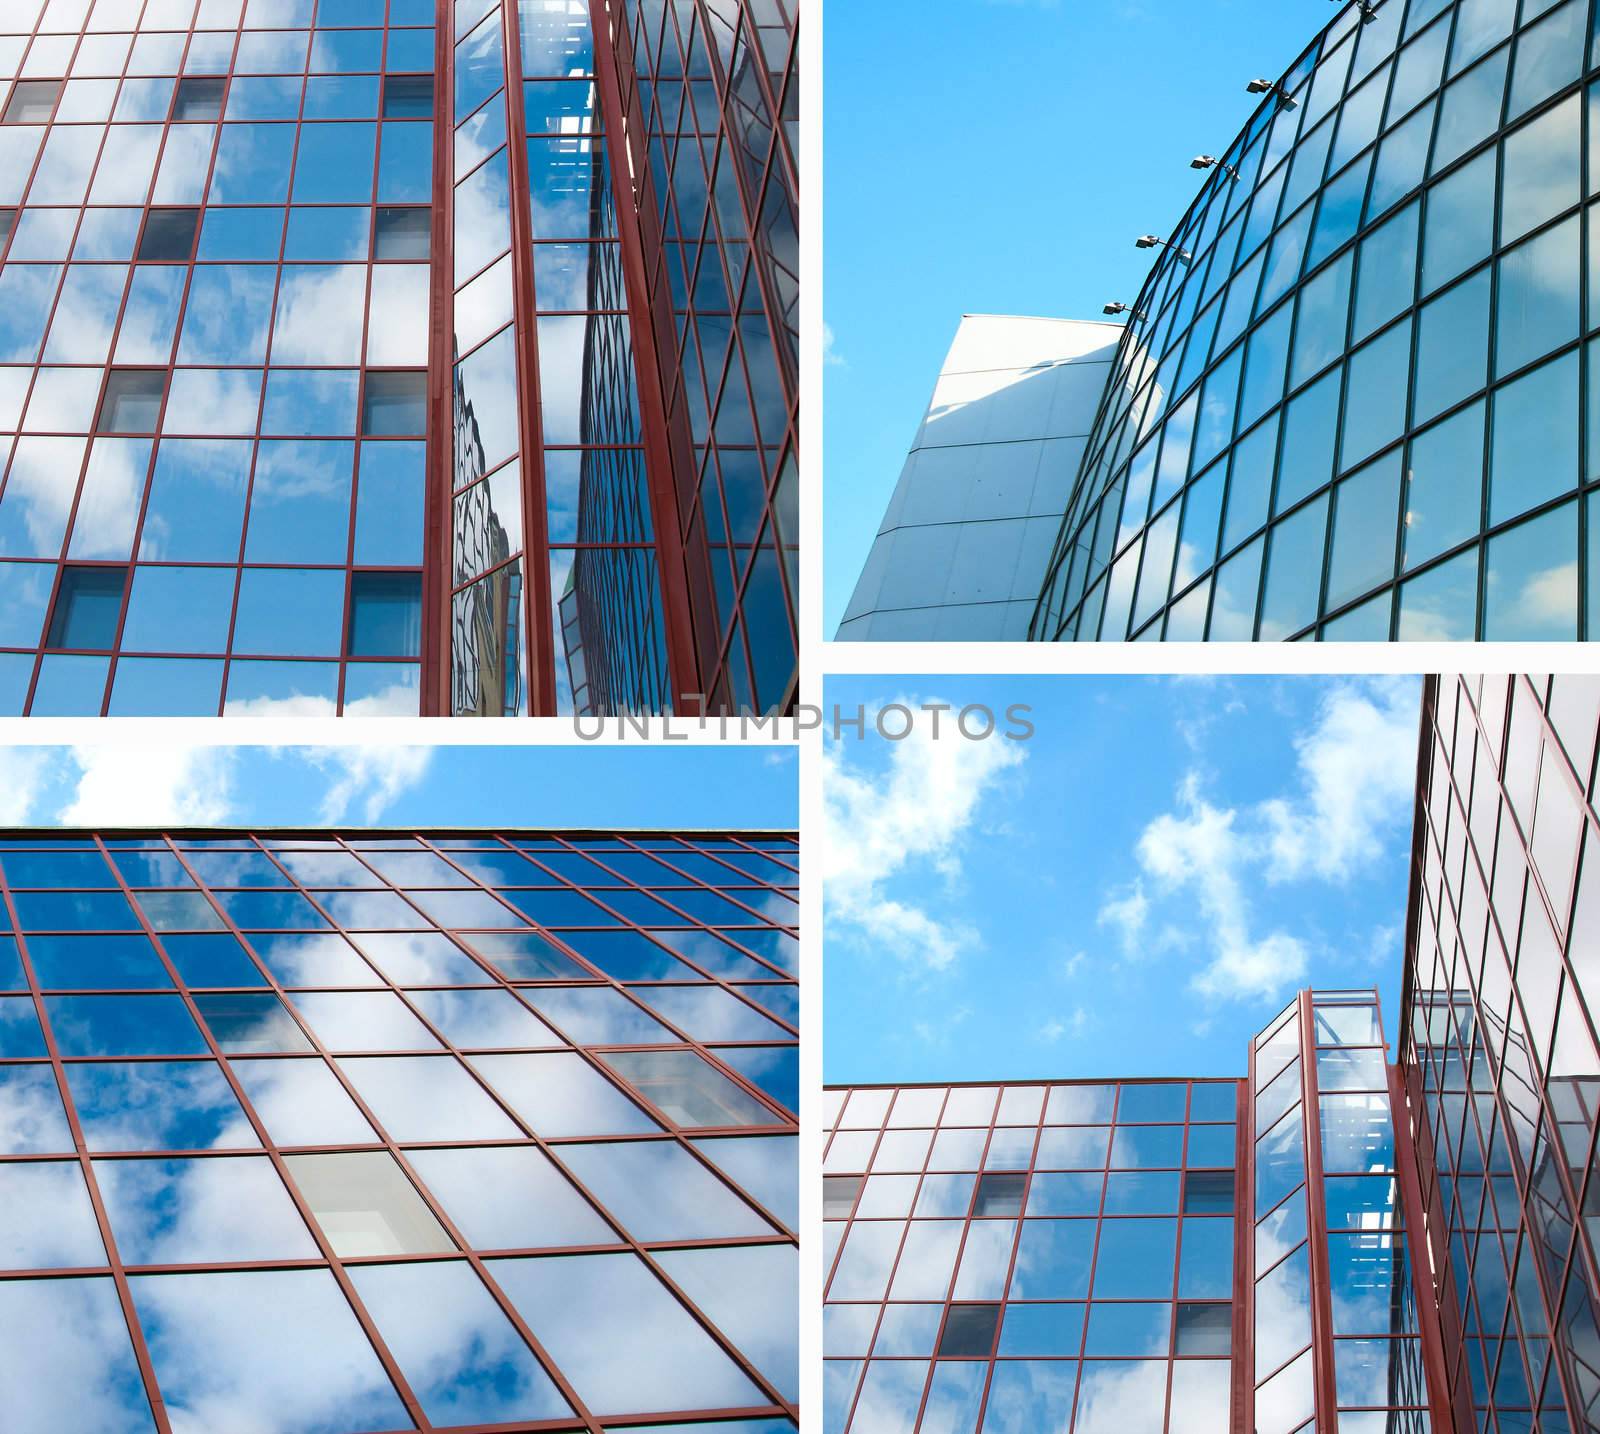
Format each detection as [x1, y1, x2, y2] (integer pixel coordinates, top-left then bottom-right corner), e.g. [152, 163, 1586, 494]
[822, 1079, 1239, 1434]
[599, 0, 796, 714]
[0, 826, 799, 1431]
[1404, 674, 1600, 1430]
[1033, 0, 1600, 644]
[0, 0, 435, 716]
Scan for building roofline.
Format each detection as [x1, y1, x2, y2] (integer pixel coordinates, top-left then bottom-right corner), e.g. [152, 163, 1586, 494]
[957, 313, 1124, 328]
[826, 1074, 1243, 1091]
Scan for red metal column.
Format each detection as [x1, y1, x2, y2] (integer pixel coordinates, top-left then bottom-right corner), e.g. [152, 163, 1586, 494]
[500, 0, 559, 716]
[1231, 1073, 1253, 1434]
[422, 0, 456, 716]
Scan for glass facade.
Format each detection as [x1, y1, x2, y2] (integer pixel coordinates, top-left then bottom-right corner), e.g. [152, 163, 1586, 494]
[824, 676, 1600, 1433]
[598, 0, 799, 713]
[1032, 0, 1600, 643]
[822, 1078, 1240, 1434]
[1250, 988, 1431, 1433]
[0, 825, 799, 1431]
[0, 0, 797, 716]
[1404, 674, 1600, 1430]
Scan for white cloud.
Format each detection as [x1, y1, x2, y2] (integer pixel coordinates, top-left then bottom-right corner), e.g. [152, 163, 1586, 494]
[823, 701, 1027, 971]
[1039, 1007, 1090, 1043]
[1260, 677, 1417, 882]
[1096, 882, 1148, 954]
[1114, 679, 1417, 1005]
[913, 1003, 973, 1048]
[822, 323, 845, 367]
[307, 747, 434, 824]
[0, 750, 57, 824]
[60, 747, 238, 826]
[1136, 774, 1308, 1002]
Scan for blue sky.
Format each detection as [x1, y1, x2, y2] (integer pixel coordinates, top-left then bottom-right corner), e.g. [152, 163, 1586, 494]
[824, 0, 1322, 631]
[823, 675, 1420, 1083]
[0, 742, 798, 831]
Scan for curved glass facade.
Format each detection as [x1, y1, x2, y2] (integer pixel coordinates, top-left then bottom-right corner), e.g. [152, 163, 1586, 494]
[1032, 0, 1600, 642]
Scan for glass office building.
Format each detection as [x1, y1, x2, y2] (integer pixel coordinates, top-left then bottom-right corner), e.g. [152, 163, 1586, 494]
[1031, 0, 1600, 643]
[1407, 673, 1600, 1430]
[0, 825, 799, 1432]
[0, 0, 796, 715]
[844, 0, 1600, 644]
[823, 675, 1600, 1431]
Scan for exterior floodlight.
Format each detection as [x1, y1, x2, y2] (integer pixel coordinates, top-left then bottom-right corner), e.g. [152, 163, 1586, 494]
[1103, 303, 1147, 321]
[1192, 155, 1241, 180]
[1246, 77, 1298, 107]
[1134, 236, 1192, 265]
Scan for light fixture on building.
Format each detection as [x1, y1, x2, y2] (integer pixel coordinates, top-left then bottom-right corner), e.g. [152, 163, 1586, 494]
[1245, 77, 1297, 107]
[1135, 236, 1192, 264]
[1103, 302, 1147, 320]
[1191, 155, 1240, 180]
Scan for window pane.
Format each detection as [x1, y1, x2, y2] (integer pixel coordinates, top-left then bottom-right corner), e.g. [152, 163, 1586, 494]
[128, 1268, 409, 1431]
[283, 1150, 454, 1256]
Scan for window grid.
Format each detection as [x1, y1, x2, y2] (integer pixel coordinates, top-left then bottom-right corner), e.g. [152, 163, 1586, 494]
[0, 825, 798, 1432]
[1403, 675, 1600, 1430]
[0, 0, 434, 715]
[1032, 0, 1600, 645]
[823, 1078, 1239, 1434]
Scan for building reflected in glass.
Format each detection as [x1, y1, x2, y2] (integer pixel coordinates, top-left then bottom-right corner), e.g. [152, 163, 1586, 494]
[0, 825, 798, 1431]
[0, 0, 796, 714]
[824, 676, 1600, 1432]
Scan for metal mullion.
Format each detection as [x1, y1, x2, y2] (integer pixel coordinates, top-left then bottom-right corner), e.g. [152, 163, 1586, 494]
[496, 0, 557, 716]
[447, 544, 527, 597]
[212, 835, 794, 1420]
[421, 0, 454, 715]
[150, 834, 606, 1434]
[1231, 1075, 1251, 1434]
[450, 229, 513, 294]
[91, 834, 438, 1433]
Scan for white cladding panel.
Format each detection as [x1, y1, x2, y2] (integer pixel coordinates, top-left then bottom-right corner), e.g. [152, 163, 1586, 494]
[839, 314, 1118, 641]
